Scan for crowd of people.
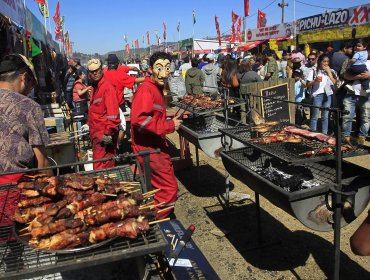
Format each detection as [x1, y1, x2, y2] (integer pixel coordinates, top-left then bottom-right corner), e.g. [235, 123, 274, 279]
[0, 37, 370, 255]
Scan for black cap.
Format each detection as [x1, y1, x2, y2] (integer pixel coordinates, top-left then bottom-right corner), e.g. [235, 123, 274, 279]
[0, 54, 37, 84]
[293, 69, 303, 76]
[107, 54, 119, 64]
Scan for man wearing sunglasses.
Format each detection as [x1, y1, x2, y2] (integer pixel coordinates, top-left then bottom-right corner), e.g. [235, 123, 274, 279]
[0, 54, 51, 224]
[87, 59, 120, 170]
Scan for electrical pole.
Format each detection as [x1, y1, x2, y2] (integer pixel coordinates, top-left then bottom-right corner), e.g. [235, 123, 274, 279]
[278, 0, 289, 23]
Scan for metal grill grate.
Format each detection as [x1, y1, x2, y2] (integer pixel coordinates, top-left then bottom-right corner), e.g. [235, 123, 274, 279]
[220, 127, 370, 164]
[0, 165, 168, 280]
[224, 147, 336, 192]
[172, 97, 246, 116]
[182, 115, 231, 135]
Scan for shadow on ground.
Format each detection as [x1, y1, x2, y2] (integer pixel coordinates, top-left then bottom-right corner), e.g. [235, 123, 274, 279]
[204, 203, 369, 279]
[175, 164, 234, 197]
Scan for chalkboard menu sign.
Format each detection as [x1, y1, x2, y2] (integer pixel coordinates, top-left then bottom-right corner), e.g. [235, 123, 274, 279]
[260, 83, 290, 124]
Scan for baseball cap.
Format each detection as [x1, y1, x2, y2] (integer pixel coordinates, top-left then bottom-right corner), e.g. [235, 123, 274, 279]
[206, 53, 215, 61]
[87, 59, 102, 71]
[107, 54, 119, 64]
[293, 69, 303, 76]
[0, 53, 37, 84]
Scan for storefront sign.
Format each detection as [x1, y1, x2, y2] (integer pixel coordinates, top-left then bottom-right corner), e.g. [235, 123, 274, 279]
[246, 22, 293, 42]
[0, 0, 25, 26]
[297, 4, 370, 33]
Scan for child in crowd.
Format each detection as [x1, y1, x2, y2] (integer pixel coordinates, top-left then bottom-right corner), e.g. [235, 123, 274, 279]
[345, 39, 370, 93]
[293, 69, 306, 125]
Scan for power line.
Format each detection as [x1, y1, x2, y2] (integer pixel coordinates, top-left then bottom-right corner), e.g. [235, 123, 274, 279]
[246, 0, 278, 18]
[295, 0, 340, 10]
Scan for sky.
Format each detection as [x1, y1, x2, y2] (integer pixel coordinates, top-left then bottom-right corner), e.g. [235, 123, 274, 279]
[26, 0, 369, 54]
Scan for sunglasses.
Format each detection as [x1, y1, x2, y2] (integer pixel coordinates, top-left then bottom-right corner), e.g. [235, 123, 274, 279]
[308, 58, 316, 61]
[89, 68, 101, 74]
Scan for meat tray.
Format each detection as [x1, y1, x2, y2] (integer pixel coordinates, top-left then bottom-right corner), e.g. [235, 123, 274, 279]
[0, 165, 168, 280]
[219, 126, 370, 164]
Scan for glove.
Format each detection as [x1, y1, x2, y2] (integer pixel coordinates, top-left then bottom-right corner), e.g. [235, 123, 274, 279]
[100, 134, 113, 147]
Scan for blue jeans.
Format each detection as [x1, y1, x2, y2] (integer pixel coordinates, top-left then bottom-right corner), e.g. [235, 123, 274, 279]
[342, 94, 370, 137]
[310, 93, 332, 134]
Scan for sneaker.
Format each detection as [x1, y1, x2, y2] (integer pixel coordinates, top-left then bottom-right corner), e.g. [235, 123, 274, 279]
[344, 84, 354, 93]
[357, 136, 366, 145]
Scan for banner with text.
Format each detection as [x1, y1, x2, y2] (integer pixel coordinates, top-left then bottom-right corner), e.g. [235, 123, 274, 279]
[246, 22, 293, 42]
[296, 4, 370, 33]
[0, 0, 25, 27]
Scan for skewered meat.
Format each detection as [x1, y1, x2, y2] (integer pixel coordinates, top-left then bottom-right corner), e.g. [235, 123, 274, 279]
[17, 196, 52, 208]
[299, 144, 353, 156]
[13, 200, 67, 223]
[21, 189, 40, 198]
[29, 218, 84, 239]
[34, 227, 86, 250]
[56, 192, 107, 219]
[283, 126, 336, 144]
[60, 173, 95, 190]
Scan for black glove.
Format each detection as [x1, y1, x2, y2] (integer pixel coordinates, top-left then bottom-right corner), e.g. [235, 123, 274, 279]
[100, 134, 113, 147]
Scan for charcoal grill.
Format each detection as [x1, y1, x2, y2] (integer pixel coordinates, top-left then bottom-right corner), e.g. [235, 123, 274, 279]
[171, 97, 246, 116]
[179, 114, 246, 158]
[221, 147, 370, 231]
[219, 126, 370, 164]
[0, 165, 168, 279]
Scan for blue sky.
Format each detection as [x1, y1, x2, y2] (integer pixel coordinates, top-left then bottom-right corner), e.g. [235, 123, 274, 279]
[26, 0, 369, 54]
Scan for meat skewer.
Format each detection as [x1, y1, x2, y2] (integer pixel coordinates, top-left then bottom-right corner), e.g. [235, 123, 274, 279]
[17, 196, 52, 208]
[13, 200, 67, 223]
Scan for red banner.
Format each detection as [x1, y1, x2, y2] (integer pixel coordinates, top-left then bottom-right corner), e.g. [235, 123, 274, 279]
[237, 17, 242, 42]
[244, 0, 250, 17]
[257, 10, 267, 28]
[215, 15, 221, 46]
[125, 44, 130, 55]
[53, 1, 60, 25]
[34, 0, 46, 4]
[230, 11, 239, 43]
[146, 31, 150, 45]
[163, 22, 166, 40]
[53, 1, 63, 41]
[135, 39, 139, 49]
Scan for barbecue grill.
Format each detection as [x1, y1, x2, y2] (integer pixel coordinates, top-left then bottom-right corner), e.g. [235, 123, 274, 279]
[178, 114, 246, 158]
[221, 147, 370, 231]
[0, 165, 168, 280]
[171, 97, 246, 116]
[220, 126, 370, 164]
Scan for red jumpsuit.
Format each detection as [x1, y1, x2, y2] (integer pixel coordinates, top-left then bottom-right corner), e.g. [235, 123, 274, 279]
[131, 77, 177, 219]
[88, 76, 120, 170]
[103, 67, 136, 106]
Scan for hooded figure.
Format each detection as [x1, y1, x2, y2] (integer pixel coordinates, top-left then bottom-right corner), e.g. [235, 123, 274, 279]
[202, 53, 220, 95]
[185, 58, 205, 95]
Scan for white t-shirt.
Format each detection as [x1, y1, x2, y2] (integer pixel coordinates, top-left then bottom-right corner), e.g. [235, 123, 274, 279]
[353, 60, 370, 96]
[307, 69, 328, 97]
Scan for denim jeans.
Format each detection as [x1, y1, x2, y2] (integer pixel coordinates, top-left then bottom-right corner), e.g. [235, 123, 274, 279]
[310, 93, 332, 134]
[342, 94, 370, 137]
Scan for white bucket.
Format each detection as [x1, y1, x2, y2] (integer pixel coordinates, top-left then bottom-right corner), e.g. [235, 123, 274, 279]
[84, 149, 93, 171]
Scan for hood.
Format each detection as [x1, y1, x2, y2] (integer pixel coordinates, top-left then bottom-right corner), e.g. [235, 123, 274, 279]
[203, 64, 217, 75]
[186, 67, 200, 78]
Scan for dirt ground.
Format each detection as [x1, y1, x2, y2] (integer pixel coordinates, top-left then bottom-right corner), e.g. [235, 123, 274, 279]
[167, 133, 370, 280]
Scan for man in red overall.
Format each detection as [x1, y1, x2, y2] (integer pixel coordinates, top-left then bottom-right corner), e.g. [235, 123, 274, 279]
[131, 52, 182, 219]
[87, 59, 120, 170]
[103, 54, 145, 145]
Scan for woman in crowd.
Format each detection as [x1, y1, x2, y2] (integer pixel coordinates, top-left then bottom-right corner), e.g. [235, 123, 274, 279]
[72, 69, 91, 105]
[306, 54, 337, 134]
[237, 60, 262, 84]
[220, 60, 239, 96]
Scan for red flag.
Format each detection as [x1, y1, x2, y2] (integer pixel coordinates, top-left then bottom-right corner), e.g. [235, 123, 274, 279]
[53, 1, 60, 26]
[215, 16, 221, 46]
[34, 0, 46, 4]
[146, 31, 150, 45]
[244, 0, 250, 17]
[125, 44, 130, 55]
[135, 39, 139, 49]
[257, 10, 267, 28]
[230, 11, 239, 43]
[163, 22, 167, 40]
[237, 17, 242, 42]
